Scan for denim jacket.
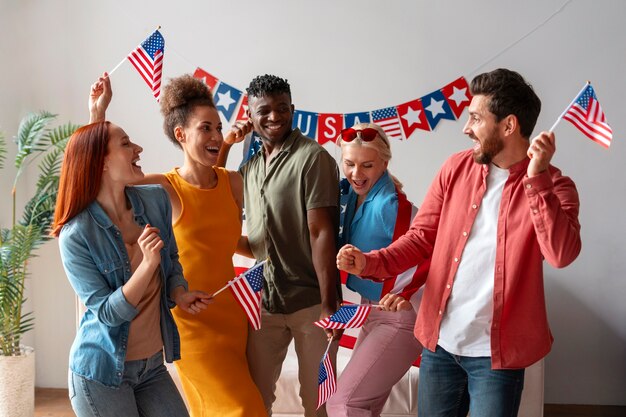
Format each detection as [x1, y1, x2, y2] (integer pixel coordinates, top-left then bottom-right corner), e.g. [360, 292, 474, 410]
[59, 185, 187, 387]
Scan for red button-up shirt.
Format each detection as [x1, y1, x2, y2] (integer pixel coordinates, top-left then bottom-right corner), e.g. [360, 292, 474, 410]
[361, 150, 581, 369]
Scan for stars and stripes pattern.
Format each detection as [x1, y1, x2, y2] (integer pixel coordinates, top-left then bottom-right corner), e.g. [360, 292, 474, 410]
[562, 84, 612, 148]
[317, 351, 337, 409]
[314, 304, 371, 329]
[371, 107, 403, 140]
[229, 261, 265, 330]
[127, 30, 164, 102]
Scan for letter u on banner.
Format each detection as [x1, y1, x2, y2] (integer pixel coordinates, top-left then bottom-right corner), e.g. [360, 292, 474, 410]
[293, 110, 319, 139]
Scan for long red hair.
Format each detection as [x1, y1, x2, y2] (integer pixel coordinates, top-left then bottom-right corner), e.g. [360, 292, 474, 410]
[51, 121, 110, 237]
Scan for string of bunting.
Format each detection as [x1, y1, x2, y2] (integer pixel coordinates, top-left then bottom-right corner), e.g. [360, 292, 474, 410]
[192, 67, 472, 144]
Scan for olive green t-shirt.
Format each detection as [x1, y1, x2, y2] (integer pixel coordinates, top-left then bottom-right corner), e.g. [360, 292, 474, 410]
[240, 129, 339, 314]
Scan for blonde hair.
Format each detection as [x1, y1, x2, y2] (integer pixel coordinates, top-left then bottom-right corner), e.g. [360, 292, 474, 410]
[337, 122, 403, 190]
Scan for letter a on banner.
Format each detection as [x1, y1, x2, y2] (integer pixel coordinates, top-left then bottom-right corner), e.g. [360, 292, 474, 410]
[344, 112, 371, 128]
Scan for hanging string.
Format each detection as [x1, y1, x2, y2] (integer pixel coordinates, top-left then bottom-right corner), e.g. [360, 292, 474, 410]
[467, 0, 573, 77]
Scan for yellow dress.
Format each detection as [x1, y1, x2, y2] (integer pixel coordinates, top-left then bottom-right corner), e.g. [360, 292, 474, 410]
[165, 167, 266, 417]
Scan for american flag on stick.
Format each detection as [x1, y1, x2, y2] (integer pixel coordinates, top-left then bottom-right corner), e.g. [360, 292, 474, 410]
[552, 82, 612, 148]
[123, 29, 165, 102]
[317, 341, 337, 409]
[226, 261, 266, 330]
[314, 304, 371, 329]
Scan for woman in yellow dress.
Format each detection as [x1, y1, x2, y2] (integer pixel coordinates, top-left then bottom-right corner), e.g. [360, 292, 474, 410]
[88, 73, 265, 417]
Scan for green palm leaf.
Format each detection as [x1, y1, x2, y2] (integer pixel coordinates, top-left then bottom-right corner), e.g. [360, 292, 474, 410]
[1, 112, 78, 355]
[14, 111, 57, 170]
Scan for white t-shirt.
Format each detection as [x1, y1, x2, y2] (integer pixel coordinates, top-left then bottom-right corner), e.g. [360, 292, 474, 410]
[437, 164, 509, 357]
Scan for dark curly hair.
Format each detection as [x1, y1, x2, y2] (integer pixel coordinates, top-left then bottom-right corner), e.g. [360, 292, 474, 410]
[246, 74, 291, 100]
[470, 68, 541, 139]
[160, 74, 216, 148]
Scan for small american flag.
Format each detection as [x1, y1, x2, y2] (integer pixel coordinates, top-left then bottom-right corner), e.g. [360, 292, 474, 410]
[314, 304, 371, 329]
[371, 107, 403, 140]
[317, 352, 336, 409]
[127, 30, 164, 102]
[229, 261, 265, 330]
[562, 84, 612, 148]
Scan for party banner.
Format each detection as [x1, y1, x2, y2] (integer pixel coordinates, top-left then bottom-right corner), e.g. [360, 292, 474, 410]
[193, 68, 471, 143]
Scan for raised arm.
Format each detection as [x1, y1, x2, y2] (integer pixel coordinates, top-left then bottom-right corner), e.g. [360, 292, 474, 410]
[308, 206, 340, 337]
[216, 120, 253, 167]
[525, 131, 581, 267]
[89, 72, 112, 123]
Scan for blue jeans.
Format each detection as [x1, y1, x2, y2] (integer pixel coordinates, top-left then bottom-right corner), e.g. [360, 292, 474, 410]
[69, 350, 188, 417]
[418, 345, 525, 417]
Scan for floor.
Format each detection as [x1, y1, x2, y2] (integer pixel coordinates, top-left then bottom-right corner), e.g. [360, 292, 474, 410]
[35, 388, 74, 417]
[35, 388, 626, 417]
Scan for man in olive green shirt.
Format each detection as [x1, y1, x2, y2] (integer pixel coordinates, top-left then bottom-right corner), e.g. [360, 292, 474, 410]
[221, 74, 341, 417]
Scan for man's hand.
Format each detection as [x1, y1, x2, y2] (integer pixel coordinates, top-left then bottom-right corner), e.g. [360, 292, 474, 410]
[319, 305, 343, 341]
[527, 131, 556, 177]
[336, 244, 366, 275]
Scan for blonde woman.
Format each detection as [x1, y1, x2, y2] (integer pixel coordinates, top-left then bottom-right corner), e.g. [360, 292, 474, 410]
[327, 123, 427, 417]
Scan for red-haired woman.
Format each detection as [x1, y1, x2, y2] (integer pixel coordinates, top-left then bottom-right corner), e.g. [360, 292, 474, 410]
[87, 73, 267, 417]
[52, 121, 211, 417]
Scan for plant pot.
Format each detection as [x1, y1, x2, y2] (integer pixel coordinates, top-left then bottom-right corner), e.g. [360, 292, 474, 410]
[0, 346, 35, 417]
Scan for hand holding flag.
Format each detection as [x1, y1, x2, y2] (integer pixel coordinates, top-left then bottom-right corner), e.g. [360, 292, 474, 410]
[550, 82, 612, 148]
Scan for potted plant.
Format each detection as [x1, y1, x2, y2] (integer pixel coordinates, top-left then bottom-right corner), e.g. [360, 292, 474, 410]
[0, 112, 78, 417]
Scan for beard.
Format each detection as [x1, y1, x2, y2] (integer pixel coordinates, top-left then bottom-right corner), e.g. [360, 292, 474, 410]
[472, 131, 504, 165]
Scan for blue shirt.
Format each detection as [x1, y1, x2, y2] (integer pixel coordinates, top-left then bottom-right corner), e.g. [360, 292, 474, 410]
[58, 185, 187, 387]
[340, 171, 398, 301]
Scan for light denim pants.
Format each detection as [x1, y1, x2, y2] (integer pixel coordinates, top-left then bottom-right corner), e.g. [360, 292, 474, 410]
[418, 345, 525, 417]
[69, 350, 188, 417]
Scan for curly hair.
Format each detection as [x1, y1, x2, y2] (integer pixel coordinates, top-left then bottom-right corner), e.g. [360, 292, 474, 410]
[246, 74, 291, 99]
[470, 68, 541, 139]
[160, 74, 216, 148]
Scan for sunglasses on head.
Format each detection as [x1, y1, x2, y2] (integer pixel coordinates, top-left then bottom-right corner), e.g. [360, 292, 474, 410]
[340, 127, 379, 142]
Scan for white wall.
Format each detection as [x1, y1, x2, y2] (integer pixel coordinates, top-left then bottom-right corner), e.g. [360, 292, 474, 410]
[1, 0, 624, 406]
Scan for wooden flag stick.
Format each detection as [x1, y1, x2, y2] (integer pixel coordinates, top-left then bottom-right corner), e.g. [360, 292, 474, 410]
[322, 338, 333, 358]
[549, 81, 590, 132]
[211, 276, 240, 298]
[210, 259, 268, 298]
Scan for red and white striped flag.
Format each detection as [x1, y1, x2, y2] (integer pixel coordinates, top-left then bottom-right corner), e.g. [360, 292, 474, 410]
[228, 261, 265, 330]
[314, 304, 371, 329]
[371, 107, 403, 140]
[561, 83, 612, 148]
[317, 350, 336, 409]
[127, 30, 165, 102]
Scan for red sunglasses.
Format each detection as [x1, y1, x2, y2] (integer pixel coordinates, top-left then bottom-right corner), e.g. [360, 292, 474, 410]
[340, 127, 379, 142]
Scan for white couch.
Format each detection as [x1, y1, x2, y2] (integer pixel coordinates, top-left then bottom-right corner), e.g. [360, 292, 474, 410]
[167, 341, 544, 417]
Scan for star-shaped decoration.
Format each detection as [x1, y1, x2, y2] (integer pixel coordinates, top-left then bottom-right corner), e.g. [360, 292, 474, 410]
[448, 87, 469, 106]
[217, 91, 236, 111]
[401, 106, 422, 127]
[341, 204, 347, 214]
[425, 98, 446, 116]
